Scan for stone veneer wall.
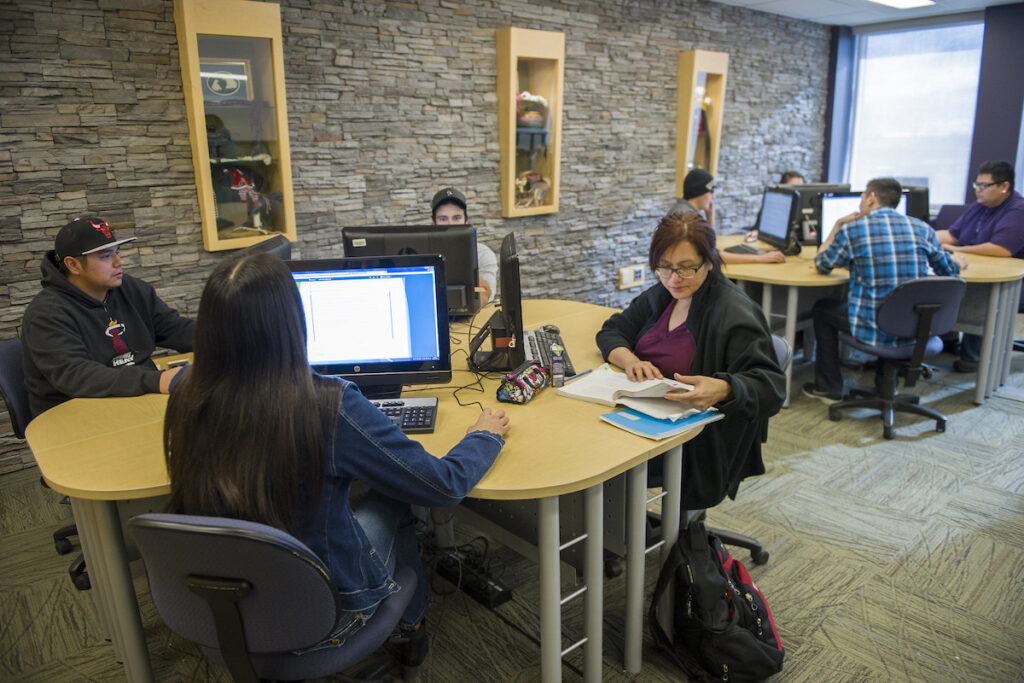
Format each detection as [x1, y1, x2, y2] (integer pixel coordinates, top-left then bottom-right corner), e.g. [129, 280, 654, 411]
[0, 0, 830, 472]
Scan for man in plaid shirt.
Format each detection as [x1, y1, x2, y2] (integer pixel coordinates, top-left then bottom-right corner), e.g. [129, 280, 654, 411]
[803, 177, 966, 403]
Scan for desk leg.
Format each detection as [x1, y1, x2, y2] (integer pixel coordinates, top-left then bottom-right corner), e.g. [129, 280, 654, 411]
[624, 462, 648, 674]
[71, 498, 154, 683]
[784, 286, 798, 408]
[1000, 280, 1022, 384]
[975, 284, 1000, 404]
[584, 484, 603, 683]
[538, 496, 562, 682]
[655, 446, 683, 637]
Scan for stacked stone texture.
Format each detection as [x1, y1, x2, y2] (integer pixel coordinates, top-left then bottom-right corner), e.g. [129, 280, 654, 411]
[0, 0, 828, 472]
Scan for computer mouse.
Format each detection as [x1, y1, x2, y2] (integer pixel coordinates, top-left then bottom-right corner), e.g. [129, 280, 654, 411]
[541, 324, 560, 335]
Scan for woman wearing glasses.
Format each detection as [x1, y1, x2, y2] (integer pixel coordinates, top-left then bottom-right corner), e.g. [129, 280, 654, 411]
[596, 211, 785, 510]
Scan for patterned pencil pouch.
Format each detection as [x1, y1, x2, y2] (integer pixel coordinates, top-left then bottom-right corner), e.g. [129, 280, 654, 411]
[496, 360, 549, 404]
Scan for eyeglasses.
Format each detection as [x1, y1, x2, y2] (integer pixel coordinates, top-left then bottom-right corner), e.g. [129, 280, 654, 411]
[655, 262, 705, 279]
[973, 181, 999, 190]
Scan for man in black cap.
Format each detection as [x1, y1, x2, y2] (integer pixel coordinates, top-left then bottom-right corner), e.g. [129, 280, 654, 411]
[670, 168, 717, 229]
[21, 217, 195, 417]
[430, 187, 498, 305]
[670, 169, 785, 264]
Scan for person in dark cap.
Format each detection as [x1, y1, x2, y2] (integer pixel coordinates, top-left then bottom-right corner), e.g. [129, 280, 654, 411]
[670, 169, 784, 264]
[430, 187, 498, 305]
[21, 217, 195, 417]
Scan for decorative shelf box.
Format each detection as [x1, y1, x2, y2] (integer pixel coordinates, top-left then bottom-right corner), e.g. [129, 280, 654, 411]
[496, 28, 565, 217]
[175, 0, 296, 252]
[676, 50, 729, 199]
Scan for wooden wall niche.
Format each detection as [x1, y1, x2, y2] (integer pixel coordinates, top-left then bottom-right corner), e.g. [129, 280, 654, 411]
[676, 50, 729, 197]
[496, 28, 565, 217]
[174, 0, 296, 251]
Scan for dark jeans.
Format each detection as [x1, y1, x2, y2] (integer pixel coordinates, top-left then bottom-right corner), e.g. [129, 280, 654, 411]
[812, 298, 888, 395]
[811, 298, 850, 395]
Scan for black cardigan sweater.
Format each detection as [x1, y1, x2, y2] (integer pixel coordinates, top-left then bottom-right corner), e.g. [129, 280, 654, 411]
[596, 271, 785, 509]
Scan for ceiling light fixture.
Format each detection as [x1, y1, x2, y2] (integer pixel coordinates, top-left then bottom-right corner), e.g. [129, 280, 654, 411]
[864, 0, 936, 9]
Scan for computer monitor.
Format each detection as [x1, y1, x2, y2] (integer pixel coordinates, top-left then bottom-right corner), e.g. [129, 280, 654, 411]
[903, 186, 930, 222]
[341, 225, 480, 317]
[468, 233, 524, 372]
[780, 182, 852, 241]
[287, 254, 451, 398]
[818, 191, 908, 246]
[241, 233, 292, 260]
[753, 187, 801, 250]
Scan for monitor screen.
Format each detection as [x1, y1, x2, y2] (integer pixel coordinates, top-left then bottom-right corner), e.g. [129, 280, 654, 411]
[468, 233, 524, 372]
[287, 255, 451, 398]
[341, 225, 480, 317]
[780, 182, 852, 241]
[755, 188, 800, 249]
[818, 191, 908, 245]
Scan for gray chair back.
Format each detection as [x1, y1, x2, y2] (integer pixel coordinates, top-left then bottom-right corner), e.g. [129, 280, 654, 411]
[877, 277, 965, 339]
[130, 512, 416, 681]
[0, 338, 32, 439]
[771, 334, 792, 372]
[131, 513, 338, 652]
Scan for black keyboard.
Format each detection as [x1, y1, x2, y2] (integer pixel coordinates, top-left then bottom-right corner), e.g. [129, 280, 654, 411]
[724, 243, 766, 255]
[370, 397, 438, 434]
[523, 329, 576, 377]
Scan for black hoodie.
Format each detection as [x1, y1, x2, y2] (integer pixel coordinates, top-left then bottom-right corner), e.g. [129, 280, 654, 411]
[21, 251, 195, 417]
[596, 270, 785, 509]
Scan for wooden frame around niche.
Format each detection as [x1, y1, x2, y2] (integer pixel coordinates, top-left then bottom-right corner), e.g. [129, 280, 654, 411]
[676, 50, 729, 198]
[496, 27, 565, 218]
[174, 0, 296, 252]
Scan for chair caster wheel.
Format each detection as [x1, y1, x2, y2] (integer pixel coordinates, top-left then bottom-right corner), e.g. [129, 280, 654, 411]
[936, 421, 946, 433]
[828, 408, 840, 422]
[883, 426, 894, 439]
[72, 572, 91, 591]
[55, 538, 73, 555]
[751, 549, 769, 565]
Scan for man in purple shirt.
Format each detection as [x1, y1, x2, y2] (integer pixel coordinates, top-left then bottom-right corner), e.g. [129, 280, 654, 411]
[936, 160, 1024, 371]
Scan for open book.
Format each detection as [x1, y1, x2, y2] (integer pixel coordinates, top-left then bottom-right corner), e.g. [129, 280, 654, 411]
[556, 363, 711, 421]
[600, 408, 724, 440]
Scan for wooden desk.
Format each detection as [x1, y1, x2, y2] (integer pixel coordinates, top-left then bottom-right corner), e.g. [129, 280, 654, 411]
[27, 299, 702, 682]
[948, 255, 1024, 402]
[720, 235, 847, 405]
[719, 235, 1024, 405]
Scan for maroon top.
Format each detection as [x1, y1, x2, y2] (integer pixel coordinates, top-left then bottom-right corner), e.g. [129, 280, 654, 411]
[634, 300, 695, 379]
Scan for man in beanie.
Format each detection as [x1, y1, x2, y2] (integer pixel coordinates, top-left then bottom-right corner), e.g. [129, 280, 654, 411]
[431, 187, 498, 306]
[21, 217, 195, 417]
[670, 169, 785, 264]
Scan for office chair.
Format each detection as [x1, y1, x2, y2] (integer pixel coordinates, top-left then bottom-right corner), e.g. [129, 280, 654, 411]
[0, 338, 89, 590]
[930, 204, 967, 231]
[829, 277, 966, 439]
[240, 233, 292, 260]
[129, 513, 416, 682]
[638, 334, 791, 568]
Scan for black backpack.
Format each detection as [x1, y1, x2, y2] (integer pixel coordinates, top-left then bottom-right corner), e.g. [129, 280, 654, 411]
[649, 521, 785, 682]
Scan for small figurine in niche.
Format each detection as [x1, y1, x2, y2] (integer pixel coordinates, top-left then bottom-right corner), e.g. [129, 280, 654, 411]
[516, 91, 548, 128]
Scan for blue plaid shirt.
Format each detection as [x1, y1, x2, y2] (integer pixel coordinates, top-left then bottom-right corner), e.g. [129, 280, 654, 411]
[815, 207, 960, 347]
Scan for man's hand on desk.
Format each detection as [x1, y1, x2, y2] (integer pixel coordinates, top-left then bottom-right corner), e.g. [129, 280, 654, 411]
[664, 374, 732, 411]
[469, 408, 510, 437]
[950, 252, 969, 270]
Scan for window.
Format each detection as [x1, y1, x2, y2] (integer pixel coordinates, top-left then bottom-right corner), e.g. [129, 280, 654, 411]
[846, 22, 984, 208]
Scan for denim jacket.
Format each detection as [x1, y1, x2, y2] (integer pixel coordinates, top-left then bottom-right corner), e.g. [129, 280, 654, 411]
[299, 376, 504, 638]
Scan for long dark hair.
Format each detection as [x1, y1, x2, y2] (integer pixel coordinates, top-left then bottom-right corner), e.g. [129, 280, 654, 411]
[164, 252, 339, 533]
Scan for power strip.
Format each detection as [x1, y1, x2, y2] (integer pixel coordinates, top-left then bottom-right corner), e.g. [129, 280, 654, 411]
[435, 552, 513, 609]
